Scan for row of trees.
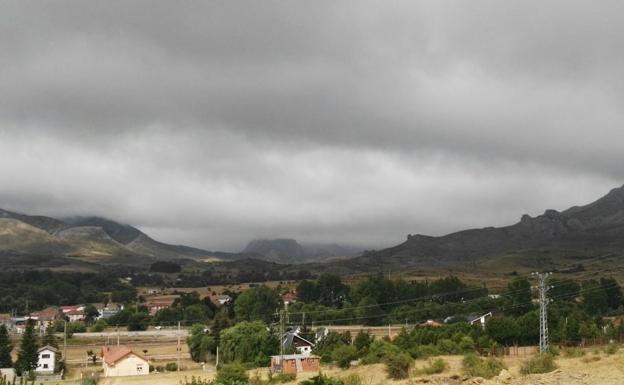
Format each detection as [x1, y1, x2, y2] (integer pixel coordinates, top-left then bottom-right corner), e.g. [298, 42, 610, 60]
[0, 271, 138, 314]
[0, 321, 63, 376]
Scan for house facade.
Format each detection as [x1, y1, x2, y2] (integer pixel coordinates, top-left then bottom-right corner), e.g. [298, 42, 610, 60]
[101, 346, 149, 377]
[282, 329, 315, 355]
[36, 345, 58, 374]
[271, 354, 320, 374]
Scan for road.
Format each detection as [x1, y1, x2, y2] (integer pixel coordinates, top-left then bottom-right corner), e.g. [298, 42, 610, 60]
[72, 329, 189, 338]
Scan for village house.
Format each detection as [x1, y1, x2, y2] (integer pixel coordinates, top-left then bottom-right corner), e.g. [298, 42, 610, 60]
[30, 307, 61, 331]
[209, 294, 232, 306]
[282, 291, 297, 305]
[60, 305, 85, 322]
[270, 354, 320, 374]
[421, 319, 443, 327]
[145, 301, 171, 316]
[96, 303, 123, 320]
[282, 328, 315, 355]
[101, 345, 149, 377]
[36, 345, 58, 374]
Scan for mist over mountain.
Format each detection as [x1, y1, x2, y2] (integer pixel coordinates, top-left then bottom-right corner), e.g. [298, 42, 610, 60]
[242, 238, 362, 264]
[3, 185, 624, 276]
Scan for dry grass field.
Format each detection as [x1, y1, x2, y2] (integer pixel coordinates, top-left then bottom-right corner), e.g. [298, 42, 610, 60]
[53, 347, 624, 385]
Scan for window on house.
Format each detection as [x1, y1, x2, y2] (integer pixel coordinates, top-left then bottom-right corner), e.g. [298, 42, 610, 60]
[42, 354, 50, 359]
[137, 365, 143, 372]
[43, 364, 49, 369]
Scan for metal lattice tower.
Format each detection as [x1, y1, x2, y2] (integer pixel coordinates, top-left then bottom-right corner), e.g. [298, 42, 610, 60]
[533, 272, 552, 353]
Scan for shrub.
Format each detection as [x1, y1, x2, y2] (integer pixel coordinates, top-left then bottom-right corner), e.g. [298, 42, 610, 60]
[360, 340, 401, 364]
[520, 353, 557, 375]
[410, 344, 440, 359]
[384, 352, 413, 380]
[91, 319, 108, 332]
[166, 362, 179, 372]
[604, 343, 618, 355]
[414, 358, 448, 375]
[179, 377, 217, 385]
[462, 354, 506, 379]
[562, 347, 585, 358]
[331, 344, 358, 369]
[273, 373, 296, 383]
[299, 374, 344, 385]
[216, 362, 249, 384]
[436, 339, 457, 354]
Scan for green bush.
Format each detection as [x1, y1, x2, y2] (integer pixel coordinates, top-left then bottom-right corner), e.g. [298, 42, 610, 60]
[166, 362, 179, 371]
[360, 340, 401, 364]
[604, 343, 619, 355]
[414, 358, 448, 375]
[520, 353, 557, 375]
[273, 373, 296, 383]
[91, 319, 108, 332]
[562, 347, 585, 358]
[410, 344, 440, 359]
[436, 339, 457, 354]
[217, 362, 249, 384]
[462, 354, 506, 379]
[384, 352, 413, 380]
[299, 374, 343, 385]
[331, 344, 358, 369]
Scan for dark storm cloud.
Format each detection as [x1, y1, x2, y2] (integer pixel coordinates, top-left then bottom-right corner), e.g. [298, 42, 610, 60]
[0, 1, 622, 250]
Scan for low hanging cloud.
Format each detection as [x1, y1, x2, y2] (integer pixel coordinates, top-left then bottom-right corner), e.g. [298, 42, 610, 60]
[0, 1, 622, 251]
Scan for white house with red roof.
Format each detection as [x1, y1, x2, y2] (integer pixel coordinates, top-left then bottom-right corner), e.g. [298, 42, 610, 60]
[101, 346, 149, 377]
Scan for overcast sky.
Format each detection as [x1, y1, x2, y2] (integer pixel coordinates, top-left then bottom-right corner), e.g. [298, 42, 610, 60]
[1, 1, 623, 251]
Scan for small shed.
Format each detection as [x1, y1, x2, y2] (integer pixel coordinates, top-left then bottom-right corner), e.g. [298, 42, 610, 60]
[271, 354, 320, 374]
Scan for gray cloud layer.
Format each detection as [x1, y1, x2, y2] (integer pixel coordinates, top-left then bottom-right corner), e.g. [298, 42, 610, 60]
[1, 1, 622, 251]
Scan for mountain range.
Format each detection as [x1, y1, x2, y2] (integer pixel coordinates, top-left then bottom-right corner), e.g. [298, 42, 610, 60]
[2, 185, 624, 276]
[242, 238, 362, 264]
[318, 184, 624, 275]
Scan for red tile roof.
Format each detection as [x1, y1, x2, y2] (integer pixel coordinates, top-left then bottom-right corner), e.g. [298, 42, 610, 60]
[101, 346, 147, 366]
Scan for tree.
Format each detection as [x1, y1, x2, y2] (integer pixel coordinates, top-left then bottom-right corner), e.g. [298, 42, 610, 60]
[234, 286, 281, 323]
[219, 321, 278, 365]
[0, 324, 12, 368]
[354, 330, 372, 352]
[355, 296, 382, 326]
[296, 280, 320, 303]
[331, 344, 358, 369]
[187, 324, 215, 363]
[317, 275, 349, 307]
[582, 280, 608, 315]
[486, 316, 519, 346]
[600, 277, 623, 310]
[127, 313, 151, 331]
[42, 326, 59, 348]
[84, 305, 100, 324]
[15, 319, 39, 375]
[504, 278, 533, 316]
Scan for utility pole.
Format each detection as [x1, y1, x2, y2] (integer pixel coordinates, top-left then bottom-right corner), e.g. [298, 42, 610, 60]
[533, 272, 552, 353]
[279, 309, 285, 360]
[63, 320, 67, 362]
[177, 321, 181, 372]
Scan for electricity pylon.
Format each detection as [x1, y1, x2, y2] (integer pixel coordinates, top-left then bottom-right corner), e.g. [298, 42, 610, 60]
[533, 272, 552, 353]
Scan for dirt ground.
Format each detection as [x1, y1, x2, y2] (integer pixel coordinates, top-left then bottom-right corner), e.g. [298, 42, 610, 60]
[43, 348, 624, 385]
